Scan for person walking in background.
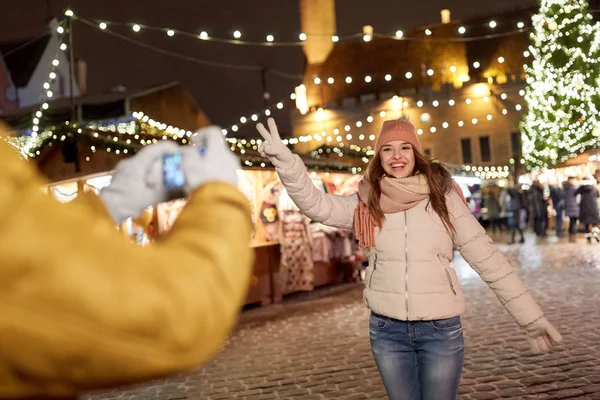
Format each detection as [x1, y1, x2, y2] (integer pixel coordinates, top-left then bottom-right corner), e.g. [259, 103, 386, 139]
[529, 181, 548, 237]
[484, 190, 502, 234]
[562, 176, 581, 243]
[256, 117, 562, 400]
[498, 187, 511, 231]
[549, 184, 565, 237]
[507, 187, 526, 244]
[576, 176, 600, 244]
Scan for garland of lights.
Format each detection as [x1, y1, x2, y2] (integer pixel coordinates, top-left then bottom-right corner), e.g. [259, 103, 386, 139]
[14, 112, 512, 180]
[224, 80, 528, 136]
[17, 19, 69, 157]
[16, 103, 517, 178]
[68, 10, 531, 46]
[520, 0, 600, 169]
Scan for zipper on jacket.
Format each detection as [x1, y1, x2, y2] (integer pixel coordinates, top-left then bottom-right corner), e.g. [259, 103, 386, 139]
[444, 269, 457, 295]
[367, 253, 378, 289]
[438, 255, 457, 295]
[404, 211, 409, 319]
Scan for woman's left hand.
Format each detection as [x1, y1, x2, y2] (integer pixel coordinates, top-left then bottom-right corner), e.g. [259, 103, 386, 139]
[525, 316, 563, 354]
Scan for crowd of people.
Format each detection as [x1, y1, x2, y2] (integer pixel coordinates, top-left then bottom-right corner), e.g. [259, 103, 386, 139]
[480, 176, 600, 244]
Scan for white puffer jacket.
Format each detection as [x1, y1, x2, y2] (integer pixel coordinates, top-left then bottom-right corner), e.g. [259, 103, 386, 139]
[278, 155, 544, 328]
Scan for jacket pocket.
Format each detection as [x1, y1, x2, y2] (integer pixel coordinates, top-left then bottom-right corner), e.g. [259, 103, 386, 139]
[437, 254, 457, 295]
[369, 312, 389, 329]
[367, 253, 378, 289]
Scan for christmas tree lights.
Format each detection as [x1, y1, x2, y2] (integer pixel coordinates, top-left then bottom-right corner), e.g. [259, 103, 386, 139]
[521, 0, 600, 169]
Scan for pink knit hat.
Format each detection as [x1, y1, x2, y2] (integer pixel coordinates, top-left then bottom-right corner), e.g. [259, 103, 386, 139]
[374, 119, 421, 153]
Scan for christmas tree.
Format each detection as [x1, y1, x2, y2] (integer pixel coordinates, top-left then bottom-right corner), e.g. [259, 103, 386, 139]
[520, 0, 600, 169]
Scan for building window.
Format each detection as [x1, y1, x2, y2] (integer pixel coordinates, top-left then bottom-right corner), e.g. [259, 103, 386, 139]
[461, 138, 472, 164]
[511, 131, 522, 155]
[479, 136, 491, 162]
[424, 148, 432, 158]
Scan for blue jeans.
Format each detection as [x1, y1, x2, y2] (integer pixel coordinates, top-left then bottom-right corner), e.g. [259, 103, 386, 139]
[370, 312, 464, 400]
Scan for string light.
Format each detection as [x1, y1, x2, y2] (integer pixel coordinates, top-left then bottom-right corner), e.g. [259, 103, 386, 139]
[71, 12, 531, 46]
[16, 19, 69, 156]
[221, 99, 520, 157]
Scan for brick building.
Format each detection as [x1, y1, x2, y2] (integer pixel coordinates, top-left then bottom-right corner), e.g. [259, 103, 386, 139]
[293, 1, 536, 175]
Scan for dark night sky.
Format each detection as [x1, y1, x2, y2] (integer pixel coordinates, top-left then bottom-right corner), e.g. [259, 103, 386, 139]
[0, 0, 536, 130]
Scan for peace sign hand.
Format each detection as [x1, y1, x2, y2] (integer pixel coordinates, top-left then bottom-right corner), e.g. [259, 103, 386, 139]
[256, 118, 295, 169]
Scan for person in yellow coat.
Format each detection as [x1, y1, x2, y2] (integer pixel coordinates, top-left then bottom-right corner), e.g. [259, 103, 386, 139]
[0, 123, 254, 399]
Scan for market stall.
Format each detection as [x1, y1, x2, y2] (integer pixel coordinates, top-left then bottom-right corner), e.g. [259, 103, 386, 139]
[44, 164, 365, 307]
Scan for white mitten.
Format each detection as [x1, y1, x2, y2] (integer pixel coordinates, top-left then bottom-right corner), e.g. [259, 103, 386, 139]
[181, 126, 240, 190]
[99, 141, 179, 223]
[525, 316, 563, 354]
[256, 118, 295, 169]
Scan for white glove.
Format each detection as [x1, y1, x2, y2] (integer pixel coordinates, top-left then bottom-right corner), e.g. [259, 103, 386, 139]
[99, 141, 179, 223]
[181, 126, 240, 191]
[525, 316, 562, 354]
[256, 118, 295, 169]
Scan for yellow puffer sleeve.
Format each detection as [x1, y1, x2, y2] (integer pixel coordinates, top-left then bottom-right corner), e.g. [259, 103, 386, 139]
[0, 133, 254, 398]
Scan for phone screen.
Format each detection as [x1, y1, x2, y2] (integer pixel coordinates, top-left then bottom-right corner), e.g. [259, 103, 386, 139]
[163, 152, 186, 200]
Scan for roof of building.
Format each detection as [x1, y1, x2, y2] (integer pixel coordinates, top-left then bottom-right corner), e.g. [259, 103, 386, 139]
[0, 81, 203, 131]
[0, 34, 51, 88]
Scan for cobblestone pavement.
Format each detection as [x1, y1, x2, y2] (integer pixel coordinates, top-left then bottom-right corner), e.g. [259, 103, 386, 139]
[85, 233, 600, 400]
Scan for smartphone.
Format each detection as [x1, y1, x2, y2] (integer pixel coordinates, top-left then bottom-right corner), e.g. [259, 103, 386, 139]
[163, 152, 186, 201]
[197, 134, 208, 156]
